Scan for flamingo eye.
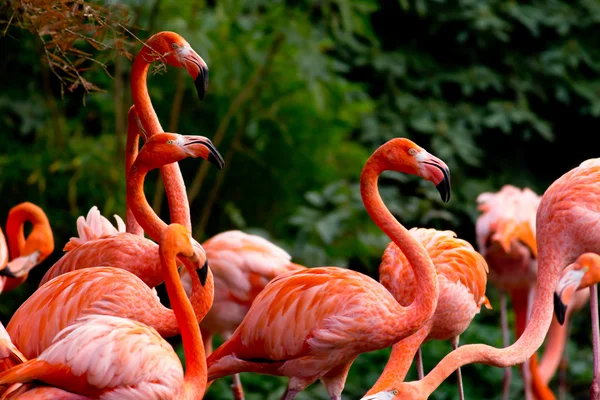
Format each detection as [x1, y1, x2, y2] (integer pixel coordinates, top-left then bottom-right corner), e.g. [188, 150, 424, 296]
[171, 43, 178, 49]
[167, 140, 174, 144]
[392, 389, 399, 395]
[408, 148, 417, 156]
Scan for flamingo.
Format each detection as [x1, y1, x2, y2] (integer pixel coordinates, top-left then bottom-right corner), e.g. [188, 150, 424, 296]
[554, 252, 600, 397]
[476, 185, 587, 400]
[0, 203, 54, 293]
[6, 133, 223, 359]
[206, 138, 451, 399]
[0, 223, 211, 400]
[385, 158, 600, 399]
[130, 31, 208, 233]
[179, 230, 306, 400]
[363, 228, 491, 400]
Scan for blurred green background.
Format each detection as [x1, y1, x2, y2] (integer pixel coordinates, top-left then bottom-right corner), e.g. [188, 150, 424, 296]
[0, 0, 598, 399]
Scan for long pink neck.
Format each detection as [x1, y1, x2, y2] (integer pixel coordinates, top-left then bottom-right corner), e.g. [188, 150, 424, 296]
[126, 163, 166, 242]
[161, 246, 210, 398]
[131, 50, 191, 231]
[360, 156, 439, 334]
[125, 105, 144, 236]
[412, 245, 561, 398]
[367, 323, 432, 395]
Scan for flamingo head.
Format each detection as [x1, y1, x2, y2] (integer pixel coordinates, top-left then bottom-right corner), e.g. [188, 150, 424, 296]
[554, 252, 600, 324]
[162, 224, 210, 286]
[145, 31, 209, 100]
[136, 133, 224, 171]
[373, 138, 451, 202]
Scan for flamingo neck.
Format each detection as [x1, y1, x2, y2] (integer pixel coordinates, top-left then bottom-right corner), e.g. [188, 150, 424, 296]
[125, 106, 144, 236]
[131, 48, 192, 231]
[366, 323, 431, 395]
[411, 246, 562, 398]
[160, 247, 209, 399]
[127, 163, 167, 243]
[5, 205, 46, 259]
[360, 156, 438, 333]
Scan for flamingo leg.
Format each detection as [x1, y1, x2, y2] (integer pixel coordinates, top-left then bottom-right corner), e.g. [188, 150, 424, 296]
[451, 336, 465, 400]
[522, 286, 535, 400]
[590, 284, 600, 400]
[416, 347, 424, 379]
[221, 332, 245, 400]
[500, 291, 512, 400]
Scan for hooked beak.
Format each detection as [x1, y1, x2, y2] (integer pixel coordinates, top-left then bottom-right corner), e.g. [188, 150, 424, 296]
[0, 251, 41, 278]
[421, 153, 451, 203]
[361, 390, 398, 400]
[191, 240, 209, 286]
[182, 136, 225, 169]
[179, 47, 209, 100]
[554, 267, 586, 325]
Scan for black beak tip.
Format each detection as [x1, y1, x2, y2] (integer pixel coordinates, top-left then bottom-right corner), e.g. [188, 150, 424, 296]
[197, 259, 209, 286]
[553, 292, 567, 325]
[436, 182, 451, 203]
[0, 268, 17, 278]
[208, 152, 224, 170]
[194, 67, 209, 101]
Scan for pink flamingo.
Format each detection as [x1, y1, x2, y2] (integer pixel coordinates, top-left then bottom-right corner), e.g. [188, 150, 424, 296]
[384, 158, 600, 399]
[554, 252, 600, 397]
[0, 203, 54, 293]
[0, 224, 211, 400]
[180, 230, 305, 399]
[363, 228, 490, 400]
[206, 138, 451, 399]
[6, 133, 222, 359]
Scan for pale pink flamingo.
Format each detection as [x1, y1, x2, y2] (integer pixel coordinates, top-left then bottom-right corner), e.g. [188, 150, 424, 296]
[0, 203, 54, 293]
[384, 158, 600, 399]
[363, 228, 491, 400]
[7, 133, 222, 359]
[554, 252, 600, 397]
[179, 229, 305, 399]
[206, 138, 451, 399]
[0, 224, 211, 400]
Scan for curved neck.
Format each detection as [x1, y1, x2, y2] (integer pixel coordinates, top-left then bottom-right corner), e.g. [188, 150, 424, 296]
[160, 246, 208, 398]
[131, 48, 191, 231]
[125, 106, 144, 236]
[5, 205, 45, 259]
[360, 156, 438, 332]
[413, 247, 561, 398]
[367, 323, 431, 395]
[127, 163, 167, 243]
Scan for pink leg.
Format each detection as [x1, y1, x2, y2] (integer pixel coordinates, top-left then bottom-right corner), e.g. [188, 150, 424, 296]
[500, 291, 512, 400]
[416, 347, 424, 379]
[590, 284, 600, 400]
[451, 336, 465, 400]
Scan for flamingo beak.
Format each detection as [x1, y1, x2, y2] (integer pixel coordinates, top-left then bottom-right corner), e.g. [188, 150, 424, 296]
[190, 240, 209, 286]
[420, 152, 451, 203]
[182, 136, 225, 169]
[180, 47, 209, 100]
[554, 267, 586, 325]
[0, 250, 41, 278]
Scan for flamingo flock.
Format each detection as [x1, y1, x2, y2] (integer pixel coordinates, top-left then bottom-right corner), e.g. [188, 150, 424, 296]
[0, 30, 598, 400]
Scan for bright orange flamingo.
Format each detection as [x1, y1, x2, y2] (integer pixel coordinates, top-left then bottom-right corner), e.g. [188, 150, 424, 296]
[206, 138, 451, 399]
[130, 31, 209, 233]
[554, 252, 600, 397]
[383, 158, 600, 399]
[7, 133, 222, 359]
[0, 203, 54, 293]
[0, 224, 211, 400]
[179, 230, 306, 399]
[363, 228, 490, 400]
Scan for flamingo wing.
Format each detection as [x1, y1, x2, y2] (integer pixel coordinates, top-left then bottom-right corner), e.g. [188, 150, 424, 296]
[63, 207, 125, 252]
[7, 268, 164, 359]
[0, 315, 182, 400]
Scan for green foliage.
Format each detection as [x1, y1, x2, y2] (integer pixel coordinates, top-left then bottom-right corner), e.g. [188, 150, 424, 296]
[1, 0, 599, 399]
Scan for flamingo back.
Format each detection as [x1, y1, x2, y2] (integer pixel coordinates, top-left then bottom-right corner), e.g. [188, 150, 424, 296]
[380, 228, 489, 340]
[8, 267, 165, 359]
[63, 207, 125, 252]
[0, 315, 183, 400]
